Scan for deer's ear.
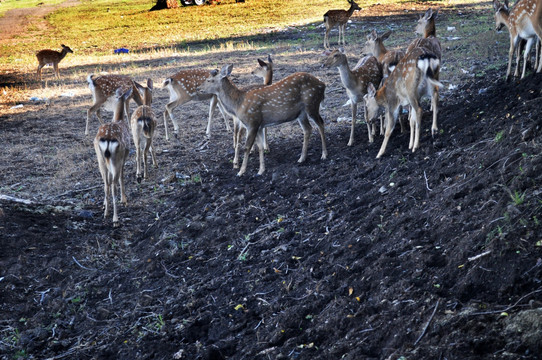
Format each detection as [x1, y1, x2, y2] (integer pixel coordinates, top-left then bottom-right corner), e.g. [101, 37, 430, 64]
[424, 8, 433, 20]
[381, 30, 392, 40]
[220, 64, 233, 78]
[257, 59, 266, 67]
[267, 54, 272, 63]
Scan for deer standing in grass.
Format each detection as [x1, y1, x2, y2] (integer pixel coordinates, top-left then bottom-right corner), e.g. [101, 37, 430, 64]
[492, 0, 542, 80]
[86, 74, 144, 136]
[94, 87, 132, 227]
[323, 49, 382, 145]
[406, 8, 442, 138]
[36, 44, 73, 80]
[162, 69, 229, 141]
[364, 47, 443, 158]
[323, 0, 361, 48]
[131, 79, 157, 183]
[198, 64, 328, 176]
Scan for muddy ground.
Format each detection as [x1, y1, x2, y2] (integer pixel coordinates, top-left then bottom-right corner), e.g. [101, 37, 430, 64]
[1, 1, 542, 359]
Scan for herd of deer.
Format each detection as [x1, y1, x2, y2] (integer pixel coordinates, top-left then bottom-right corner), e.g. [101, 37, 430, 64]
[34, 0, 542, 226]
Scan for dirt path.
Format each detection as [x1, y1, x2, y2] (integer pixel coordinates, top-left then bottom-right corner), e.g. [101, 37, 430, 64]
[0, 0, 80, 44]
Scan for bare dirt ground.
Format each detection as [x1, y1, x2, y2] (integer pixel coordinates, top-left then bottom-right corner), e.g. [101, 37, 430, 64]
[1, 1, 542, 359]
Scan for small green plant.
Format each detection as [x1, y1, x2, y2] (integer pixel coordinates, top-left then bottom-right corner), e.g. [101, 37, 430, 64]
[510, 190, 525, 206]
[494, 130, 504, 143]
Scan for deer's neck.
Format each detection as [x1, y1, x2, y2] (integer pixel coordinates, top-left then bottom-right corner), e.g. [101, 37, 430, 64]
[60, 49, 69, 60]
[347, 4, 357, 17]
[498, 10, 511, 30]
[375, 42, 388, 61]
[263, 71, 272, 86]
[336, 62, 358, 90]
[218, 78, 245, 116]
[424, 22, 436, 38]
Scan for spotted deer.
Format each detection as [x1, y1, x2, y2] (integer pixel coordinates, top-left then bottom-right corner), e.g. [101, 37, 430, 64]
[131, 79, 157, 183]
[230, 55, 274, 169]
[323, 0, 361, 48]
[162, 69, 229, 141]
[323, 49, 382, 145]
[94, 87, 133, 227]
[364, 47, 443, 158]
[198, 64, 327, 176]
[36, 44, 73, 80]
[492, 0, 542, 80]
[361, 30, 405, 78]
[406, 8, 442, 137]
[86, 74, 144, 136]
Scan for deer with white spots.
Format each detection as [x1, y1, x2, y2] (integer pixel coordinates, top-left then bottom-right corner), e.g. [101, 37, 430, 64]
[162, 69, 229, 141]
[493, 0, 542, 80]
[364, 47, 443, 158]
[36, 44, 73, 80]
[198, 64, 328, 176]
[323, 49, 382, 145]
[131, 79, 157, 183]
[86, 74, 144, 136]
[94, 87, 133, 227]
[406, 8, 442, 138]
[323, 0, 361, 48]
[230, 55, 274, 169]
[361, 30, 405, 78]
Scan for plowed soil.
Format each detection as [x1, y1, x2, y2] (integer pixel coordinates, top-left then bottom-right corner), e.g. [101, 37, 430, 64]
[1, 1, 542, 359]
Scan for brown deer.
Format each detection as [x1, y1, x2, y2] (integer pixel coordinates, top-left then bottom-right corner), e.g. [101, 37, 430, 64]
[86, 74, 144, 136]
[364, 47, 443, 158]
[406, 8, 442, 137]
[492, 0, 542, 80]
[361, 30, 405, 78]
[230, 55, 274, 169]
[36, 44, 73, 80]
[323, 49, 382, 145]
[162, 69, 229, 141]
[198, 64, 327, 176]
[94, 87, 133, 227]
[323, 0, 361, 48]
[131, 79, 157, 183]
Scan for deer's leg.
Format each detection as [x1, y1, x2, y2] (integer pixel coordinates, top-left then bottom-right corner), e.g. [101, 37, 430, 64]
[135, 135, 142, 182]
[297, 114, 312, 163]
[233, 121, 245, 169]
[54, 63, 60, 79]
[521, 37, 534, 79]
[37, 65, 43, 80]
[163, 98, 187, 141]
[364, 105, 374, 144]
[507, 37, 519, 81]
[311, 113, 328, 160]
[376, 109, 397, 159]
[207, 96, 217, 137]
[348, 101, 357, 146]
[431, 88, 439, 137]
[238, 125, 258, 176]
[535, 39, 541, 72]
[324, 24, 331, 48]
[515, 39, 524, 78]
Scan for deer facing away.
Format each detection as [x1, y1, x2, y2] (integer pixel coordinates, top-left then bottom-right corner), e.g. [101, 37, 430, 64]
[492, 0, 542, 80]
[131, 79, 157, 183]
[36, 44, 73, 80]
[361, 30, 405, 78]
[162, 69, 229, 141]
[94, 87, 133, 227]
[364, 47, 443, 158]
[86, 74, 144, 136]
[323, 0, 361, 48]
[323, 49, 382, 145]
[198, 64, 328, 176]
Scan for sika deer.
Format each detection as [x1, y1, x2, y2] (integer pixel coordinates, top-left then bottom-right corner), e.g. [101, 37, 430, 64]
[198, 64, 327, 176]
[361, 30, 405, 78]
[131, 79, 157, 183]
[86, 74, 144, 136]
[364, 47, 443, 158]
[406, 8, 442, 137]
[323, 49, 382, 145]
[36, 44, 73, 80]
[162, 69, 229, 141]
[492, 0, 542, 80]
[94, 87, 132, 227]
[323, 0, 361, 48]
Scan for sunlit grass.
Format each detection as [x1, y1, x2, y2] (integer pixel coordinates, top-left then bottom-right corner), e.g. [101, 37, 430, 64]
[0, 0, 65, 17]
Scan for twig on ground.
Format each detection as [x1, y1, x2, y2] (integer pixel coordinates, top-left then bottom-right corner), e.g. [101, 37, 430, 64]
[469, 288, 542, 316]
[72, 256, 96, 271]
[468, 250, 492, 262]
[414, 299, 440, 346]
[424, 171, 433, 191]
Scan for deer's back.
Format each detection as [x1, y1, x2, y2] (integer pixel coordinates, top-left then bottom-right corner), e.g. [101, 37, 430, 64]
[90, 75, 134, 97]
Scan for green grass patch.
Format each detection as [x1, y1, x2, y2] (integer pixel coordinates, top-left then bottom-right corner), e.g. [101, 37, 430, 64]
[0, 0, 65, 17]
